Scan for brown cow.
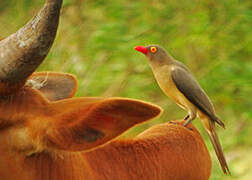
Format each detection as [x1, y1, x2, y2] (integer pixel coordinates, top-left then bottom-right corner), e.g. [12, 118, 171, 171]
[0, 0, 212, 179]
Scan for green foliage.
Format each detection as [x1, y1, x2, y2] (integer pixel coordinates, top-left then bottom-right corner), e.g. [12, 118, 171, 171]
[0, 0, 251, 179]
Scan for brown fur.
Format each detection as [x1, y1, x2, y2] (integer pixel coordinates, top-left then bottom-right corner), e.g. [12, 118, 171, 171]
[85, 121, 212, 180]
[0, 121, 212, 180]
[0, 76, 212, 180]
[0, 89, 212, 180]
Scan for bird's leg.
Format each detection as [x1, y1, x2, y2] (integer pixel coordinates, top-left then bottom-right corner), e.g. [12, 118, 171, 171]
[183, 112, 196, 127]
[184, 114, 189, 120]
[183, 118, 193, 126]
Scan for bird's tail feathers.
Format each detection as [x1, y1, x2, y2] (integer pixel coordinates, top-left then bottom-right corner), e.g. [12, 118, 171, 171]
[207, 122, 230, 175]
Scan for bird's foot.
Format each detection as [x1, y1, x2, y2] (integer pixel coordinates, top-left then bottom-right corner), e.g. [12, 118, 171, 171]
[186, 127, 193, 131]
[183, 120, 193, 130]
[184, 115, 189, 120]
[168, 121, 177, 125]
[183, 118, 193, 127]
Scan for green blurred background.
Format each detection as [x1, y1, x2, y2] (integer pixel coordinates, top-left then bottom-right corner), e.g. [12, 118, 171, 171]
[0, 0, 251, 179]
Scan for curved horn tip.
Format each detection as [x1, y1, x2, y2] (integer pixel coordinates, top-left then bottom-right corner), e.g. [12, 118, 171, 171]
[0, 0, 63, 94]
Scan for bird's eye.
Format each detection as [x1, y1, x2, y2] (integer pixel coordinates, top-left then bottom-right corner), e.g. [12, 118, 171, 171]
[150, 47, 157, 53]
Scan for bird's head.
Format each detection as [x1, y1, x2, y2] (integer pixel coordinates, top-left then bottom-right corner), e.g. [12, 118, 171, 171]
[134, 45, 171, 65]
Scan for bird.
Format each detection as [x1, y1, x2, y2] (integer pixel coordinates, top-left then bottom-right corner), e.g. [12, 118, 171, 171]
[135, 44, 230, 175]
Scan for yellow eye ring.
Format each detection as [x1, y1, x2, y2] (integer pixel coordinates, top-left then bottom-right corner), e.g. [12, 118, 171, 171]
[150, 47, 157, 53]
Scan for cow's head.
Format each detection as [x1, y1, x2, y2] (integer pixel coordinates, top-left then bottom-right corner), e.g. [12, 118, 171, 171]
[0, 0, 162, 158]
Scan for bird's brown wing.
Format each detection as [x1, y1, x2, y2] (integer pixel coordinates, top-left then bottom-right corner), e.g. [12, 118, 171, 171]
[171, 67, 228, 173]
[171, 67, 220, 123]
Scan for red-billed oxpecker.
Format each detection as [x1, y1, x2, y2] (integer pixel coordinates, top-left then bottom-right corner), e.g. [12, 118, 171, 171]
[135, 44, 230, 175]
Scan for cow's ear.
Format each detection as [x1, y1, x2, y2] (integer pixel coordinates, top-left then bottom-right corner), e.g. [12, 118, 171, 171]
[27, 72, 78, 101]
[46, 97, 162, 151]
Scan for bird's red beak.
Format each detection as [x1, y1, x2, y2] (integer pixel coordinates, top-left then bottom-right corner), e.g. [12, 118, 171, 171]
[135, 46, 148, 55]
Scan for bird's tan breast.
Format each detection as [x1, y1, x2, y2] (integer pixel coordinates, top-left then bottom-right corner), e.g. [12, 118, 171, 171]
[151, 65, 191, 109]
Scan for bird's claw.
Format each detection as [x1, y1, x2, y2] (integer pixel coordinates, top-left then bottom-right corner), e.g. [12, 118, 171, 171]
[184, 115, 190, 120]
[183, 118, 193, 127]
[168, 121, 177, 125]
[183, 122, 193, 131]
